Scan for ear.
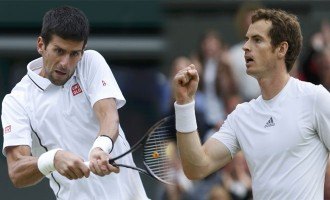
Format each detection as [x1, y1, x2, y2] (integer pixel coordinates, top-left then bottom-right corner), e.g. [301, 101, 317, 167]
[37, 36, 44, 55]
[277, 41, 288, 59]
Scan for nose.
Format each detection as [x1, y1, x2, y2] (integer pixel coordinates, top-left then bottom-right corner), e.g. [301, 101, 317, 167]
[59, 54, 70, 67]
[242, 40, 250, 52]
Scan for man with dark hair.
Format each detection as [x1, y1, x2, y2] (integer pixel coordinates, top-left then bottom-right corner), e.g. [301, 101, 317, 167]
[1, 6, 149, 200]
[173, 9, 330, 199]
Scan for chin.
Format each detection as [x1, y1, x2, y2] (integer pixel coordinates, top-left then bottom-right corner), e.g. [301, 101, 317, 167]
[246, 68, 253, 76]
[246, 69, 258, 79]
[50, 77, 69, 86]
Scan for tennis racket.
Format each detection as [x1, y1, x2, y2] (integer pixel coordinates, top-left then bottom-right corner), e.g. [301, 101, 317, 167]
[86, 116, 177, 185]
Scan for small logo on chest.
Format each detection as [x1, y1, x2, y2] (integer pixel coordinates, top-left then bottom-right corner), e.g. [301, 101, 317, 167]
[264, 117, 275, 128]
[71, 83, 82, 96]
[4, 125, 11, 134]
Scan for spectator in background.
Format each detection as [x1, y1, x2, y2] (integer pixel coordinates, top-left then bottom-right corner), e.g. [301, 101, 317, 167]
[156, 141, 193, 200]
[196, 30, 238, 132]
[207, 184, 232, 200]
[182, 152, 252, 200]
[300, 20, 330, 84]
[317, 47, 330, 91]
[162, 56, 209, 140]
[221, 152, 252, 200]
[325, 157, 330, 200]
[228, 2, 263, 101]
[182, 167, 224, 200]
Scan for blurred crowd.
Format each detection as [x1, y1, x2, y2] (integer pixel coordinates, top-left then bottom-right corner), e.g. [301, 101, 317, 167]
[156, 3, 330, 200]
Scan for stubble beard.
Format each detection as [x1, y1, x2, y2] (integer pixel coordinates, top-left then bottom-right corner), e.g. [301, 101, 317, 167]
[48, 70, 73, 86]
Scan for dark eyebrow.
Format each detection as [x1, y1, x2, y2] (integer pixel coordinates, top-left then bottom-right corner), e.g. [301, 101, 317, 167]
[53, 45, 83, 54]
[250, 34, 264, 42]
[53, 45, 63, 49]
[251, 34, 261, 39]
[72, 50, 84, 54]
[53, 45, 65, 52]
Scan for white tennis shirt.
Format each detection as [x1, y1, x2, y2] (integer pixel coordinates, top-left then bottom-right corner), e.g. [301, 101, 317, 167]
[2, 50, 149, 200]
[212, 77, 330, 200]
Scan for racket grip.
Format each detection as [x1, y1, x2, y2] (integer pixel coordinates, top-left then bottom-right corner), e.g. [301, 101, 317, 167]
[84, 160, 118, 168]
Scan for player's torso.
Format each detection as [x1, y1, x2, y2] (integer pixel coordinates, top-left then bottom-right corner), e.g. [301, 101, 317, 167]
[27, 75, 97, 157]
[234, 79, 327, 199]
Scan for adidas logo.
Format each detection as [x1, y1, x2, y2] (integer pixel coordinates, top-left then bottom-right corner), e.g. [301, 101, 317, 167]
[264, 117, 275, 128]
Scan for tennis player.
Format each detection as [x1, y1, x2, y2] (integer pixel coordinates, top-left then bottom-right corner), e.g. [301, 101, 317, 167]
[1, 6, 149, 200]
[173, 9, 330, 199]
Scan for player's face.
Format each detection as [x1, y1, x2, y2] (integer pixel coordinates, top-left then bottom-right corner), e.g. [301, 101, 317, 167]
[37, 35, 84, 86]
[242, 20, 278, 79]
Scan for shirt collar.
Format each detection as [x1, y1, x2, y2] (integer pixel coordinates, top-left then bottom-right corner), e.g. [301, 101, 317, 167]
[27, 57, 77, 91]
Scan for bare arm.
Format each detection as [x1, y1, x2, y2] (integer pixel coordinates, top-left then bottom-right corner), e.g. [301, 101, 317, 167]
[173, 64, 232, 180]
[93, 98, 119, 141]
[88, 98, 120, 175]
[6, 145, 90, 187]
[6, 145, 43, 188]
[177, 132, 232, 179]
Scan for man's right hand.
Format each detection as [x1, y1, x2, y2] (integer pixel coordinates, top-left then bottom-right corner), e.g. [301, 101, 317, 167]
[172, 64, 199, 105]
[88, 148, 120, 177]
[54, 150, 90, 180]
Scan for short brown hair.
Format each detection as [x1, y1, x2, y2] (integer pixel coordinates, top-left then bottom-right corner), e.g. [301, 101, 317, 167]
[41, 6, 89, 48]
[251, 9, 303, 72]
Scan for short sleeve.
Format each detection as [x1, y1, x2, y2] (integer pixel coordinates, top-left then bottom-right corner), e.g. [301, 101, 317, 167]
[314, 85, 330, 151]
[211, 112, 240, 158]
[2, 94, 32, 156]
[79, 50, 126, 108]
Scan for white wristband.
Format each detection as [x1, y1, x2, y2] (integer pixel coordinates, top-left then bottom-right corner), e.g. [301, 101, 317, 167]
[174, 100, 197, 133]
[89, 135, 114, 157]
[37, 148, 62, 176]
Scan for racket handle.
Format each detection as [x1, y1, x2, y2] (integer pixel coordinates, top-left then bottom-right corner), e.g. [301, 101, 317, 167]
[83, 160, 118, 168]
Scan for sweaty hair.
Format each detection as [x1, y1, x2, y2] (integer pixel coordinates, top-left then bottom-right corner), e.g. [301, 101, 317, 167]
[41, 6, 89, 48]
[251, 9, 303, 72]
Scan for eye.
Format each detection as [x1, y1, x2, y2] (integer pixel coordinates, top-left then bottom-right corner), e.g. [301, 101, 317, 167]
[70, 51, 81, 57]
[254, 38, 262, 43]
[54, 48, 64, 55]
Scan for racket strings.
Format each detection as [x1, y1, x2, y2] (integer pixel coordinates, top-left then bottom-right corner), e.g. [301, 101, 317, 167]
[143, 121, 176, 184]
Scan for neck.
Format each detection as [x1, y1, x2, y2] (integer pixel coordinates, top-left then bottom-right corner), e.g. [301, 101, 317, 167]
[39, 67, 46, 78]
[259, 73, 290, 100]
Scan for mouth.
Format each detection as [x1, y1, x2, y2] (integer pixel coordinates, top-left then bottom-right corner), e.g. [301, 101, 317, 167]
[245, 55, 254, 66]
[55, 70, 67, 76]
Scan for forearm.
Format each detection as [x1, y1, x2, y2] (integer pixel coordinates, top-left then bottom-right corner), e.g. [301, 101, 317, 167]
[176, 131, 211, 180]
[94, 98, 119, 141]
[8, 156, 44, 188]
[177, 132, 232, 180]
[97, 111, 119, 141]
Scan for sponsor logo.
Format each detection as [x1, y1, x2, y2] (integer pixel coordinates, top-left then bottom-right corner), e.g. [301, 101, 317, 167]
[4, 125, 11, 134]
[264, 117, 275, 128]
[71, 83, 82, 96]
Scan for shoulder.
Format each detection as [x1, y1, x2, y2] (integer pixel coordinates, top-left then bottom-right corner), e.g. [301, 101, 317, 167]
[77, 49, 108, 74]
[224, 101, 253, 123]
[80, 49, 105, 63]
[290, 77, 323, 98]
[83, 49, 103, 57]
[292, 77, 317, 92]
[2, 76, 30, 108]
[234, 98, 258, 113]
